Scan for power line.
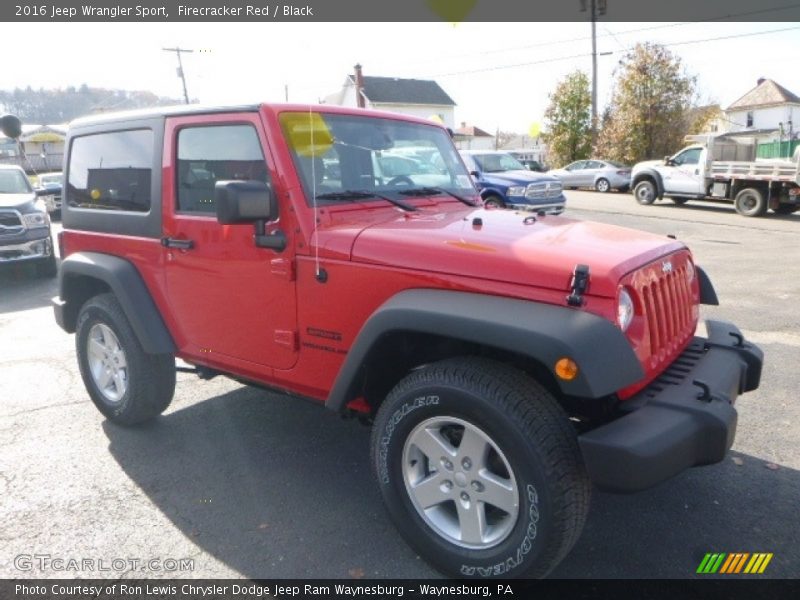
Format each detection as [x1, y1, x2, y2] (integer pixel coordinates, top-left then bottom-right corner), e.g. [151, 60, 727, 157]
[428, 25, 800, 78]
[396, 2, 800, 68]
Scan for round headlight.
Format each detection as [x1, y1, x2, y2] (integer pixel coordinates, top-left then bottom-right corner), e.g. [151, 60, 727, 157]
[617, 288, 634, 332]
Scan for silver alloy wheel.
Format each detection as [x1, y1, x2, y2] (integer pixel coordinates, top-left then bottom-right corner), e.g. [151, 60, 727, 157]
[596, 178, 610, 193]
[86, 323, 128, 403]
[402, 416, 519, 549]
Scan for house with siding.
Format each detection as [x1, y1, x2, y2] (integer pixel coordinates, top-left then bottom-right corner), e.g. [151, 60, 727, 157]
[722, 78, 800, 158]
[324, 65, 457, 129]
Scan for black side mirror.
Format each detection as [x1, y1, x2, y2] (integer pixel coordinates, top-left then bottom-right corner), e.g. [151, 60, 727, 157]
[469, 170, 480, 178]
[215, 180, 285, 251]
[35, 185, 61, 197]
[215, 180, 275, 224]
[664, 156, 673, 165]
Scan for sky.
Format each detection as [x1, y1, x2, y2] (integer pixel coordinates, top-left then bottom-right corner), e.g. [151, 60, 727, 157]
[2, 21, 799, 132]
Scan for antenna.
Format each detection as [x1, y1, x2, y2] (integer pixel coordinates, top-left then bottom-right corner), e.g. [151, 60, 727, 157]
[309, 108, 323, 281]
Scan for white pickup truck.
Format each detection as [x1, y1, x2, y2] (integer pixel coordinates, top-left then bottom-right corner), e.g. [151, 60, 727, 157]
[631, 135, 800, 217]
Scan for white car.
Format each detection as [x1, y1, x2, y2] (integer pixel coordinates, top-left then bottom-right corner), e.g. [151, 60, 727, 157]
[37, 172, 63, 214]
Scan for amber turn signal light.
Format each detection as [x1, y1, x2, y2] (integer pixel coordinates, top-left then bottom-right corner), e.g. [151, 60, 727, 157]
[554, 358, 579, 381]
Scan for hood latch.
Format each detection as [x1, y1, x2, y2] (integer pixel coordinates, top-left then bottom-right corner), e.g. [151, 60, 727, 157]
[566, 264, 590, 307]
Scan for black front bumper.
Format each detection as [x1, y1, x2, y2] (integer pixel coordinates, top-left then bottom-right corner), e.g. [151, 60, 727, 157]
[578, 320, 763, 493]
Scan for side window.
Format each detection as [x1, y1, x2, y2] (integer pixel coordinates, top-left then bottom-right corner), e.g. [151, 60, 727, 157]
[586, 160, 604, 169]
[177, 124, 267, 214]
[68, 129, 153, 212]
[566, 161, 586, 171]
[673, 148, 702, 166]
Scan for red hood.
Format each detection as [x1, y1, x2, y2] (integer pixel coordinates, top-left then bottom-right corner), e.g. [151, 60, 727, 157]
[335, 206, 684, 298]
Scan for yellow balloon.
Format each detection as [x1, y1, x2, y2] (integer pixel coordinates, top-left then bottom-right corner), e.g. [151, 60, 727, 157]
[529, 123, 541, 139]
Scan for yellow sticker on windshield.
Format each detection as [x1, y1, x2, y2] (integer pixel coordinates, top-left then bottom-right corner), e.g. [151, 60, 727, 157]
[280, 112, 334, 157]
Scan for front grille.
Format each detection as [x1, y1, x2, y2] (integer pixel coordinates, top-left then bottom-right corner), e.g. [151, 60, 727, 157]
[636, 257, 696, 364]
[0, 210, 23, 236]
[526, 181, 563, 200]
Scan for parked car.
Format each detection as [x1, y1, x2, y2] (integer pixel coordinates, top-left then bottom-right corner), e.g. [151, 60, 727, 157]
[459, 150, 565, 213]
[549, 159, 631, 193]
[0, 164, 58, 277]
[37, 172, 63, 215]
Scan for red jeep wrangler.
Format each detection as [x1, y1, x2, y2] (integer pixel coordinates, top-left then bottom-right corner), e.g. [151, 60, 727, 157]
[53, 104, 763, 578]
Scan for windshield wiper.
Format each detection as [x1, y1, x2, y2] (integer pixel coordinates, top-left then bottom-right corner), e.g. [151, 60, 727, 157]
[315, 190, 417, 212]
[397, 186, 479, 207]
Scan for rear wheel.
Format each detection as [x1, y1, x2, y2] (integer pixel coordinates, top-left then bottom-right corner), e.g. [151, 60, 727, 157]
[76, 293, 175, 425]
[634, 180, 657, 205]
[595, 178, 610, 193]
[372, 357, 590, 579]
[36, 253, 57, 278]
[734, 187, 767, 217]
[773, 203, 799, 215]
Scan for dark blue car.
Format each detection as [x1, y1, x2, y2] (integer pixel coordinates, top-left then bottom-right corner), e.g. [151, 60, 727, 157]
[460, 150, 565, 214]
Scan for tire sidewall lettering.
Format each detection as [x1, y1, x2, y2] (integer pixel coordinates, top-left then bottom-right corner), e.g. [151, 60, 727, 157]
[378, 395, 439, 484]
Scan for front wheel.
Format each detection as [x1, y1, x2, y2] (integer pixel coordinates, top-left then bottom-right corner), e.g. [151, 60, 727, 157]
[76, 293, 175, 425]
[482, 195, 504, 209]
[371, 357, 590, 578]
[634, 180, 657, 205]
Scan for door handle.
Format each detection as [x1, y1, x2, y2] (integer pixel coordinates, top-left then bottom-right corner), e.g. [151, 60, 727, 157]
[161, 237, 194, 250]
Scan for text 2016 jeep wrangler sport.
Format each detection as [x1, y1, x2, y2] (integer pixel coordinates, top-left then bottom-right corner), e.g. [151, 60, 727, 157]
[53, 104, 763, 578]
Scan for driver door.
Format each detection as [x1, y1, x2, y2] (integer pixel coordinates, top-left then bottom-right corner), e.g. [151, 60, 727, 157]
[161, 113, 298, 371]
[663, 147, 705, 195]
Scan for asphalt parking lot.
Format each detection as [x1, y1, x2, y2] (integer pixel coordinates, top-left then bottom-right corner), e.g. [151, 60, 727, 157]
[1, 192, 798, 579]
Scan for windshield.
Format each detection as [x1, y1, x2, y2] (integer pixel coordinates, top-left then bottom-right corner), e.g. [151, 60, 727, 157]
[0, 169, 33, 194]
[279, 112, 475, 204]
[471, 153, 525, 173]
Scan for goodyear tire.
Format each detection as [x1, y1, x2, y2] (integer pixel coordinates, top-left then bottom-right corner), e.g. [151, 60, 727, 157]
[76, 293, 175, 425]
[371, 357, 590, 579]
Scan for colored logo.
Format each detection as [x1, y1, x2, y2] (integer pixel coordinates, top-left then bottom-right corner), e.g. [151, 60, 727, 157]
[697, 552, 773, 574]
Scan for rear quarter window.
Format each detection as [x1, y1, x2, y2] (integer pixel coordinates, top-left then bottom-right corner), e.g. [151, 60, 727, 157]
[67, 129, 153, 212]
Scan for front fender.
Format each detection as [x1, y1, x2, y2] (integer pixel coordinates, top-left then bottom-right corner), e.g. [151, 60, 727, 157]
[55, 252, 176, 354]
[632, 169, 665, 199]
[326, 289, 644, 411]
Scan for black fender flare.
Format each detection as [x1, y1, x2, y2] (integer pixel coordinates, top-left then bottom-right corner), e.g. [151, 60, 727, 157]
[326, 289, 644, 411]
[696, 266, 719, 305]
[479, 186, 505, 202]
[632, 169, 665, 199]
[55, 252, 176, 354]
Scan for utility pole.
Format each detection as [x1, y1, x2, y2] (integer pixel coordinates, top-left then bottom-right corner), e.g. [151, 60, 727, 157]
[162, 47, 194, 104]
[580, 0, 607, 142]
